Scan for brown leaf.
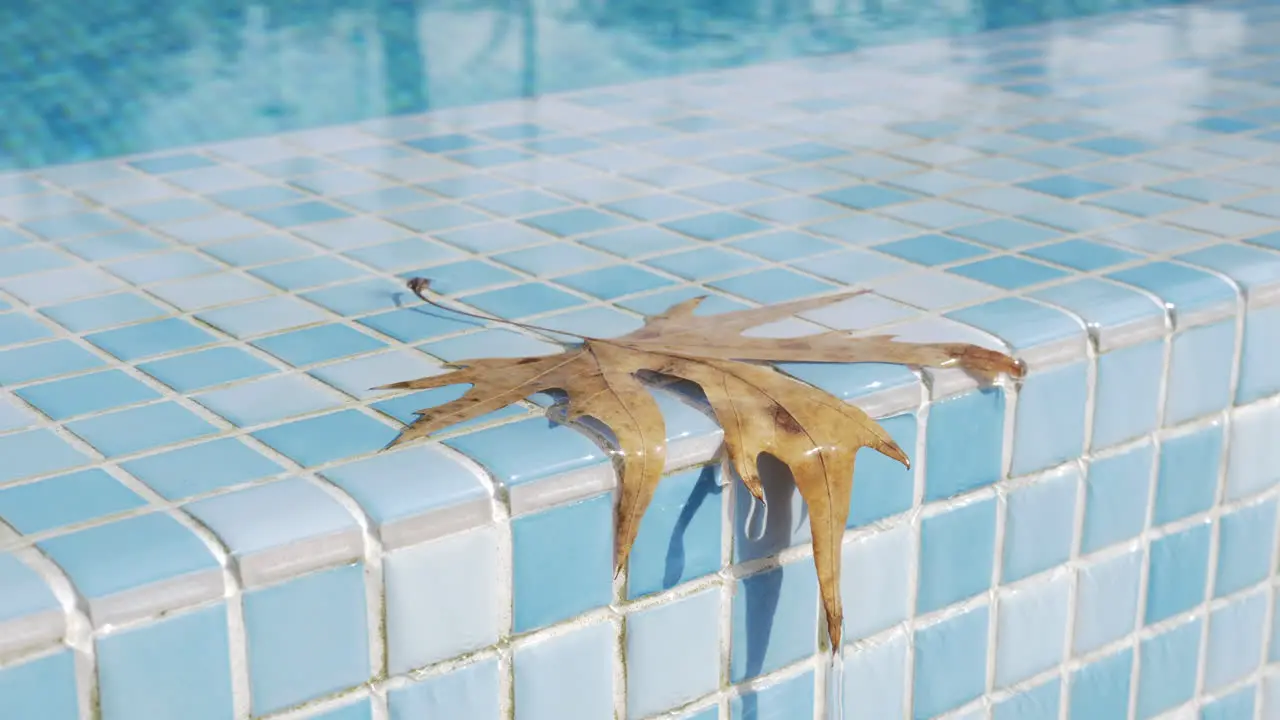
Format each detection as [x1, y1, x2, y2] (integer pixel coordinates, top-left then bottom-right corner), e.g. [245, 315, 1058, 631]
[380, 282, 1020, 650]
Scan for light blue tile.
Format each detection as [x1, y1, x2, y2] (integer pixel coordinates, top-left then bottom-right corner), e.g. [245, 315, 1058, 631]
[196, 296, 329, 339]
[924, 388, 1005, 501]
[711, 268, 838, 304]
[557, 264, 675, 300]
[313, 699, 373, 720]
[322, 445, 488, 529]
[1154, 422, 1224, 525]
[1137, 618, 1202, 719]
[0, 428, 89, 483]
[0, 551, 59, 623]
[184, 478, 357, 558]
[994, 678, 1060, 720]
[1069, 649, 1132, 720]
[383, 526, 501, 674]
[1108, 261, 1236, 319]
[357, 307, 478, 345]
[1215, 498, 1277, 597]
[512, 494, 613, 632]
[644, 247, 763, 280]
[253, 324, 387, 367]
[628, 465, 723, 599]
[1082, 443, 1153, 554]
[396, 259, 521, 295]
[949, 219, 1062, 249]
[996, 573, 1070, 687]
[627, 588, 720, 718]
[578, 226, 694, 258]
[0, 339, 104, 385]
[1234, 303, 1280, 405]
[842, 631, 907, 720]
[0, 394, 35, 433]
[308, 349, 441, 400]
[514, 621, 614, 720]
[874, 234, 989, 266]
[731, 669, 815, 720]
[1074, 547, 1142, 655]
[0, 469, 145, 535]
[947, 297, 1084, 354]
[1003, 465, 1077, 583]
[1012, 362, 1087, 476]
[65, 402, 218, 457]
[388, 659, 500, 720]
[1165, 320, 1236, 425]
[1146, 521, 1212, 625]
[1201, 686, 1255, 720]
[252, 410, 397, 467]
[0, 651, 79, 720]
[194, 374, 345, 427]
[523, 207, 628, 237]
[243, 563, 370, 716]
[85, 318, 216, 362]
[917, 498, 997, 613]
[1092, 340, 1164, 449]
[41, 292, 166, 333]
[913, 604, 989, 719]
[841, 524, 912, 644]
[0, 312, 51, 346]
[16, 369, 160, 420]
[96, 604, 234, 720]
[38, 512, 218, 600]
[950, 256, 1067, 289]
[732, 455, 810, 564]
[1226, 402, 1280, 502]
[120, 438, 283, 500]
[251, 257, 366, 291]
[793, 248, 912, 286]
[445, 418, 606, 489]
[302, 278, 411, 317]
[1204, 590, 1267, 692]
[106, 250, 219, 285]
[460, 283, 585, 319]
[731, 559, 818, 682]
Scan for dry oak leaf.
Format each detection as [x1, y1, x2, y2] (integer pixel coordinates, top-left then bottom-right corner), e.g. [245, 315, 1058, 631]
[380, 279, 1023, 649]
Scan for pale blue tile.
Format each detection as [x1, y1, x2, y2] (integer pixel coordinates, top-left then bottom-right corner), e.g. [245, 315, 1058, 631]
[0, 469, 146, 534]
[1154, 422, 1224, 525]
[389, 659, 500, 720]
[1204, 590, 1267, 692]
[913, 604, 989, 718]
[1165, 320, 1236, 425]
[512, 494, 613, 632]
[1003, 465, 1077, 583]
[842, 632, 907, 720]
[731, 560, 818, 682]
[1146, 521, 1211, 625]
[996, 574, 1070, 687]
[1137, 618, 1202, 718]
[731, 669, 814, 720]
[1201, 686, 1255, 720]
[1215, 498, 1277, 597]
[627, 588, 720, 718]
[925, 388, 1005, 501]
[514, 621, 614, 720]
[918, 498, 997, 613]
[841, 524, 912, 643]
[0, 428, 89, 483]
[195, 374, 345, 427]
[0, 551, 59, 623]
[1069, 649, 1132, 720]
[1074, 548, 1143, 655]
[65, 402, 218, 457]
[121, 438, 283, 500]
[0, 651, 79, 720]
[1083, 443, 1153, 553]
[183, 478, 357, 558]
[1012, 362, 1087, 476]
[628, 466, 723, 599]
[1092, 341, 1164, 449]
[994, 679, 1060, 720]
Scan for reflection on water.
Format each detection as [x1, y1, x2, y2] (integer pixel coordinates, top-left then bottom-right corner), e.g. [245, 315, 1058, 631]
[0, 0, 1188, 168]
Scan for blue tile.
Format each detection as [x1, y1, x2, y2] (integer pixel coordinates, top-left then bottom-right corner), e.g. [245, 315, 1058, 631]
[1109, 261, 1236, 318]
[924, 388, 1005, 501]
[494, 243, 610, 276]
[17, 369, 160, 420]
[644, 247, 763, 280]
[252, 410, 396, 467]
[536, 306, 644, 338]
[1012, 362, 1088, 475]
[996, 574, 1070, 687]
[743, 196, 845, 223]
[512, 494, 612, 632]
[421, 328, 558, 363]
[203, 234, 315, 267]
[421, 174, 514, 198]
[130, 153, 215, 173]
[1137, 618, 1202, 718]
[732, 669, 814, 720]
[397, 260, 523, 297]
[994, 678, 1060, 720]
[918, 498, 997, 613]
[96, 604, 234, 720]
[41, 292, 166, 333]
[450, 147, 533, 167]
[0, 247, 72, 278]
[819, 184, 919, 210]
[1088, 190, 1192, 217]
[1215, 499, 1277, 597]
[185, 478, 356, 561]
[1074, 548, 1143, 655]
[711, 268, 837, 304]
[579, 226, 694, 258]
[605, 194, 709, 222]
[841, 524, 912, 644]
[406, 133, 482, 153]
[514, 621, 615, 720]
[1146, 521, 1212, 625]
[66, 402, 217, 457]
[627, 588, 720, 717]
[728, 230, 839, 261]
[460, 283, 585, 318]
[805, 215, 920, 245]
[0, 651, 79, 720]
[846, 412, 916, 527]
[913, 604, 989, 718]
[1153, 178, 1253, 203]
[1003, 466, 1077, 582]
[1069, 649, 1132, 720]
[1236, 304, 1280, 405]
[243, 563, 369, 716]
[948, 297, 1083, 354]
[1093, 341, 1164, 450]
[0, 551, 59, 623]
[1194, 117, 1260, 133]
[470, 189, 572, 217]
[0, 395, 34, 433]
[323, 445, 488, 529]
[251, 256, 366, 291]
[1201, 687, 1255, 720]
[768, 141, 849, 161]
[1074, 136, 1153, 156]
[661, 212, 770, 241]
[23, 211, 127, 240]
[211, 184, 308, 209]
[342, 238, 462, 273]
[522, 208, 627, 237]
[358, 307, 479, 344]
[138, 347, 276, 393]
[0, 312, 51, 346]
[435, 220, 554, 252]
[687, 179, 786, 205]
[1165, 320, 1236, 425]
[61, 230, 169, 262]
[0, 339, 105, 384]
[388, 658, 500, 720]
[106, 250, 219, 285]
[949, 256, 1068, 289]
[445, 418, 605, 488]
[1025, 240, 1136, 272]
[250, 200, 350, 227]
[1154, 422, 1224, 525]
[382, 525, 500, 673]
[0, 469, 145, 534]
[121, 438, 283, 500]
[1204, 591, 1267, 691]
[252, 324, 387, 366]
[197, 296, 329, 339]
[874, 234, 989, 266]
[390, 205, 491, 234]
[628, 466, 722, 599]
[731, 559, 818, 682]
[0, 429, 90, 483]
[315, 699, 373, 720]
[842, 632, 908, 720]
[119, 197, 218, 224]
[38, 512, 217, 599]
[1015, 121, 1103, 141]
[556, 265, 675, 300]
[86, 318, 216, 361]
[1082, 443, 1154, 554]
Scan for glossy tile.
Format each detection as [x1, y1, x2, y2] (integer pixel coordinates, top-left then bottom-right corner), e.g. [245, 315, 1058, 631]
[626, 588, 721, 718]
[513, 620, 615, 720]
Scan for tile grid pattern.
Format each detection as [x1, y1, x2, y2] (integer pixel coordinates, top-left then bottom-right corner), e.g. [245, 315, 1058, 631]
[3, 3, 1280, 719]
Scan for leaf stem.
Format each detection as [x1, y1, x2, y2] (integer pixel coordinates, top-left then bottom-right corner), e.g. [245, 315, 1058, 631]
[405, 277, 594, 342]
